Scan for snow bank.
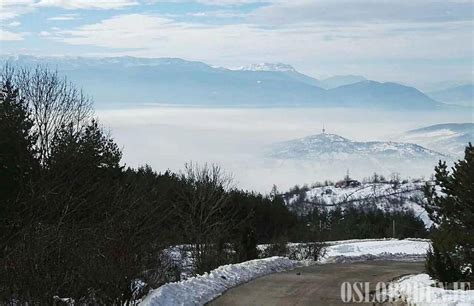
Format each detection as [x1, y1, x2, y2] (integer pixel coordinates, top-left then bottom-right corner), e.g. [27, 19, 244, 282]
[139, 257, 301, 306]
[387, 274, 474, 306]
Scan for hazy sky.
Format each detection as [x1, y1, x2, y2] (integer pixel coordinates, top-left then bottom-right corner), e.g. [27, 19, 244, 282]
[1, 0, 473, 88]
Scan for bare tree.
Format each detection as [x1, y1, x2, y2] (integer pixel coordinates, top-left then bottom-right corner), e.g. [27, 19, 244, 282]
[1, 64, 93, 162]
[173, 162, 239, 274]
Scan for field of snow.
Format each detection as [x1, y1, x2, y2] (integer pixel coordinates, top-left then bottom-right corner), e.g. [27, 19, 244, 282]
[387, 274, 474, 306]
[323, 238, 430, 263]
[143, 239, 431, 305]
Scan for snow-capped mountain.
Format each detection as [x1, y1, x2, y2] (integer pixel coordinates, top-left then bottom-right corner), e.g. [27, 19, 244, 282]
[267, 133, 445, 160]
[399, 123, 473, 157]
[239, 63, 297, 72]
[238, 64, 367, 89]
[237, 62, 322, 87]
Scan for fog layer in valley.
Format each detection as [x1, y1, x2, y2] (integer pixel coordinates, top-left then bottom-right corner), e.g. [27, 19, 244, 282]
[97, 106, 472, 192]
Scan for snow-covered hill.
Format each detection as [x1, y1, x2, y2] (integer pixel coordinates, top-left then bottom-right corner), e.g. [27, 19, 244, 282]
[267, 133, 445, 161]
[282, 181, 431, 226]
[398, 123, 473, 157]
[264, 133, 449, 183]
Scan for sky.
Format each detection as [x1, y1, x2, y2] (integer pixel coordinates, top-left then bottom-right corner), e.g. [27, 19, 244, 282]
[0, 0, 473, 88]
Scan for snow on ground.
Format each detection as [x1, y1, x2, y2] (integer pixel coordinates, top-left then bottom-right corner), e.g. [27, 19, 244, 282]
[162, 245, 195, 280]
[301, 182, 425, 204]
[386, 274, 474, 306]
[143, 239, 431, 305]
[255, 238, 430, 262]
[285, 181, 433, 226]
[323, 238, 430, 263]
[139, 257, 301, 306]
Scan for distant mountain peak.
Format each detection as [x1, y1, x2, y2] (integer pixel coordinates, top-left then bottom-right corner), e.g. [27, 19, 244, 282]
[239, 63, 296, 72]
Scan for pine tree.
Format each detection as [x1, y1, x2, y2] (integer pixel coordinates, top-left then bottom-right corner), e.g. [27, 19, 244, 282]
[48, 119, 122, 172]
[423, 143, 474, 282]
[0, 80, 37, 201]
[0, 80, 39, 301]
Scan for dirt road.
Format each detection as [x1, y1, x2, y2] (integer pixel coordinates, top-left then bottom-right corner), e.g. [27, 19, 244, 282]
[209, 261, 424, 306]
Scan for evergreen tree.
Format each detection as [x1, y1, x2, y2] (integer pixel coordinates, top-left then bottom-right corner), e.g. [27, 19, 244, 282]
[0, 80, 39, 303]
[0, 80, 38, 239]
[0, 80, 37, 199]
[423, 143, 474, 282]
[48, 119, 122, 172]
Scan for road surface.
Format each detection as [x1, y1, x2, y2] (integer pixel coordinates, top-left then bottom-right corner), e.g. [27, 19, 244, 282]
[209, 261, 424, 306]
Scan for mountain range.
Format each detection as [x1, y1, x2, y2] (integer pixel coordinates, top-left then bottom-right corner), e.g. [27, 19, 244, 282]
[0, 55, 449, 110]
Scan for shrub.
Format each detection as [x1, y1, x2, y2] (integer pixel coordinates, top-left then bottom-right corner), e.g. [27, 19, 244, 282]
[261, 239, 289, 258]
[288, 242, 327, 261]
